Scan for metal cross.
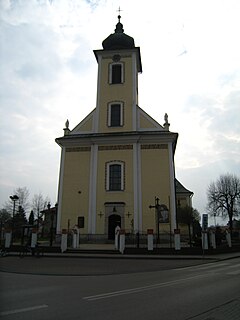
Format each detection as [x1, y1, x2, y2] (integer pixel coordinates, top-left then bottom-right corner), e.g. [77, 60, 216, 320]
[117, 6, 122, 15]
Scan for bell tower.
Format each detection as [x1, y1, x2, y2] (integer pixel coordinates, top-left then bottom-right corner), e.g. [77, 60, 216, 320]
[93, 15, 142, 133]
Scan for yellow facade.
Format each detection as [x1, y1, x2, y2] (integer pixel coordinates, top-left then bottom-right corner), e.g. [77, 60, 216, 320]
[60, 149, 91, 233]
[56, 17, 181, 240]
[141, 146, 171, 231]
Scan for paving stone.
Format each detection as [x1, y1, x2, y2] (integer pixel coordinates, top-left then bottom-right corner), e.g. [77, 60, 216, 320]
[189, 298, 240, 320]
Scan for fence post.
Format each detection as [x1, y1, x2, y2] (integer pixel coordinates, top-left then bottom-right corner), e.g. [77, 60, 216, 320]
[210, 229, 216, 249]
[61, 229, 68, 253]
[5, 229, 12, 248]
[202, 231, 208, 250]
[31, 228, 38, 248]
[119, 229, 125, 254]
[225, 230, 232, 248]
[72, 226, 80, 249]
[174, 229, 181, 250]
[147, 229, 154, 251]
[72, 230, 77, 249]
[115, 226, 121, 250]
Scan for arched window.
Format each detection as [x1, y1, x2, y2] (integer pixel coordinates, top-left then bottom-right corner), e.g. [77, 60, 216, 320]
[106, 161, 125, 191]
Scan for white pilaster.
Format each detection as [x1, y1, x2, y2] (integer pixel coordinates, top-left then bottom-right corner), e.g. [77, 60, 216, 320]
[56, 147, 66, 233]
[168, 143, 177, 231]
[132, 52, 137, 131]
[133, 142, 142, 232]
[88, 144, 98, 233]
[93, 54, 102, 133]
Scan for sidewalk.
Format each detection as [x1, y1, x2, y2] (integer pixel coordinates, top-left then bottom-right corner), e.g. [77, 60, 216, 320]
[1, 243, 240, 277]
[3, 242, 240, 260]
[0, 251, 239, 277]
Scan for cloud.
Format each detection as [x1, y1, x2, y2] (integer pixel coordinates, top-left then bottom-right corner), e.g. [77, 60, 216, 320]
[0, 0, 240, 220]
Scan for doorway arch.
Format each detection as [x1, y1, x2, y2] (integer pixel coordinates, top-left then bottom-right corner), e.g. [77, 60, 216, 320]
[108, 214, 121, 240]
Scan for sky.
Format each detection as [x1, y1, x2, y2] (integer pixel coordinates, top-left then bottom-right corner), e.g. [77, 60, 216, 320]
[1, 0, 240, 225]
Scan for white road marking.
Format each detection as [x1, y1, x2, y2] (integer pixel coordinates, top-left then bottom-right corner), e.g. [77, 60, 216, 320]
[174, 262, 229, 271]
[83, 274, 208, 301]
[227, 270, 240, 275]
[176, 261, 240, 276]
[0, 304, 48, 316]
[226, 262, 240, 269]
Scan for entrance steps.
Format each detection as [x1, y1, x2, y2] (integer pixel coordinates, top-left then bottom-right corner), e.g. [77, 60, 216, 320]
[67, 243, 119, 255]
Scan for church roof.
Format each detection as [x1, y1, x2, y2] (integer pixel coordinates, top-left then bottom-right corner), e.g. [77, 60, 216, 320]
[102, 15, 135, 50]
[175, 179, 193, 195]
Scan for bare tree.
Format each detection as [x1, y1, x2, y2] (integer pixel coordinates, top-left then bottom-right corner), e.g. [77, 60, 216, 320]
[207, 173, 240, 235]
[31, 193, 50, 227]
[5, 187, 30, 215]
[15, 187, 30, 210]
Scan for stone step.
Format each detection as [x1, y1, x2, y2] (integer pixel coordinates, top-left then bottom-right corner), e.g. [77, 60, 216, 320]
[66, 248, 119, 255]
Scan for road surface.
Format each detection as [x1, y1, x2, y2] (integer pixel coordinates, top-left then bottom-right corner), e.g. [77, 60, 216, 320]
[0, 257, 240, 320]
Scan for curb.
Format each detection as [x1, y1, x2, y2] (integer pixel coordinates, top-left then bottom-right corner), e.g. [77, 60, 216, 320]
[4, 251, 240, 261]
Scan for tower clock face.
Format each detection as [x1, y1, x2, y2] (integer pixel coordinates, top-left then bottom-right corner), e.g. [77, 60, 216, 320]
[112, 54, 121, 62]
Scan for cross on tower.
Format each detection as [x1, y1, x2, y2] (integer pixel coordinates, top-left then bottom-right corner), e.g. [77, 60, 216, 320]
[117, 6, 122, 15]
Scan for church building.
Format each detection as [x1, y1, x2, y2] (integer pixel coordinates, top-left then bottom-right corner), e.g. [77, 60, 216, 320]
[56, 16, 190, 240]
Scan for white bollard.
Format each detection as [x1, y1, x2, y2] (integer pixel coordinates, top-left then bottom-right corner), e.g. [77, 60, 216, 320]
[72, 231, 77, 249]
[147, 229, 154, 251]
[31, 229, 38, 248]
[119, 229, 125, 254]
[115, 226, 121, 250]
[72, 226, 80, 248]
[225, 230, 232, 248]
[5, 230, 12, 248]
[210, 230, 216, 249]
[76, 228, 80, 248]
[202, 231, 208, 250]
[61, 229, 68, 253]
[174, 229, 181, 250]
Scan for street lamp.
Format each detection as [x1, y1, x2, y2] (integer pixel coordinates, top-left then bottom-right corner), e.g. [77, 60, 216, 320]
[9, 194, 19, 243]
[48, 202, 54, 247]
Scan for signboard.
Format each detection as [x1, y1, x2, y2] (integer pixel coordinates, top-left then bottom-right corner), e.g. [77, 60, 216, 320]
[202, 214, 208, 231]
[157, 205, 169, 223]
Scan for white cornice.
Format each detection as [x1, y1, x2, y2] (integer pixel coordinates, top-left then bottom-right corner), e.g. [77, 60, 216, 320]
[93, 47, 142, 73]
[56, 131, 178, 148]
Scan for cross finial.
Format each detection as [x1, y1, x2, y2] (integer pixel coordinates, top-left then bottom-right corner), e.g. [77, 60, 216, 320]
[117, 6, 122, 22]
[117, 6, 122, 15]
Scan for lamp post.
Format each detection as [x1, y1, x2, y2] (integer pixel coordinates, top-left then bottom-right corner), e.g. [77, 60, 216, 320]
[48, 202, 54, 247]
[9, 195, 19, 243]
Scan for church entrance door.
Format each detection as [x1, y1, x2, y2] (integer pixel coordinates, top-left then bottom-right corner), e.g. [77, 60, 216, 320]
[108, 214, 121, 240]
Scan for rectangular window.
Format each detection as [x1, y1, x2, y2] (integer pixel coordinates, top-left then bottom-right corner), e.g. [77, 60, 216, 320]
[109, 63, 123, 84]
[108, 102, 123, 127]
[109, 164, 122, 191]
[77, 217, 84, 228]
[110, 104, 121, 126]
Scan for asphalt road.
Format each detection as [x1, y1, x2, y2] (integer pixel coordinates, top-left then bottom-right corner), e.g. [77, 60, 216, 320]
[1, 257, 240, 320]
[0, 256, 213, 276]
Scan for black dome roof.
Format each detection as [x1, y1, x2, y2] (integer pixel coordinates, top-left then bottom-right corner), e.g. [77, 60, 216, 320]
[102, 16, 135, 50]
